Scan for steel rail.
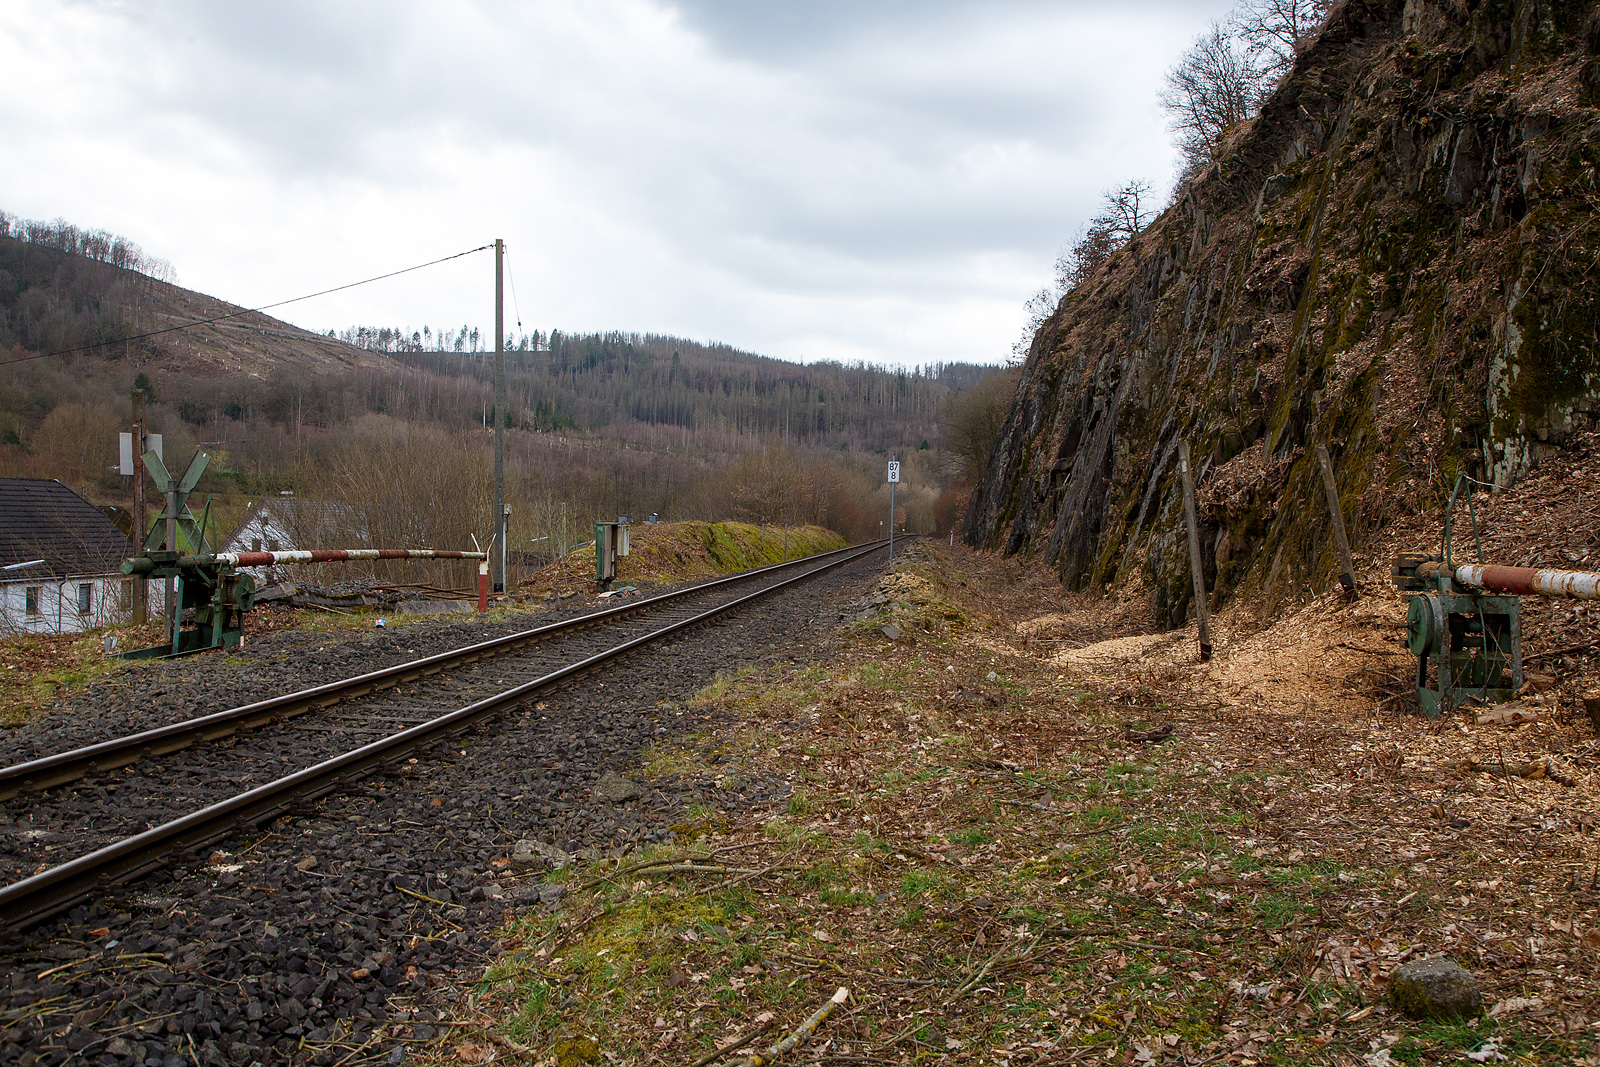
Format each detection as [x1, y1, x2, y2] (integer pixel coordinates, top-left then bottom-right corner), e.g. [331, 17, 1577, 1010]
[0, 540, 885, 934]
[0, 541, 879, 801]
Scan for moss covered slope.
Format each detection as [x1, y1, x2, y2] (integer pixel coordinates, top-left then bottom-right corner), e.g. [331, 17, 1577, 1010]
[966, 0, 1600, 625]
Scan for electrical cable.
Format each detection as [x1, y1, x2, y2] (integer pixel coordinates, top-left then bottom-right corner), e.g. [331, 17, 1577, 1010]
[0, 244, 493, 368]
[504, 244, 524, 334]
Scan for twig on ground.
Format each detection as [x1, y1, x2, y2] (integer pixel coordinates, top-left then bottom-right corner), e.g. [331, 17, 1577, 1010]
[641, 863, 763, 879]
[689, 1019, 775, 1067]
[707, 862, 793, 894]
[1114, 938, 1213, 957]
[572, 841, 775, 892]
[395, 885, 452, 908]
[737, 988, 849, 1067]
[329, 1034, 379, 1067]
[997, 799, 1074, 815]
[1062, 818, 1148, 838]
[1524, 638, 1600, 663]
[881, 931, 1048, 1048]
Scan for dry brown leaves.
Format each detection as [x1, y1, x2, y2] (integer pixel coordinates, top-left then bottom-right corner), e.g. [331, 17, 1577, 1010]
[446, 519, 1600, 1065]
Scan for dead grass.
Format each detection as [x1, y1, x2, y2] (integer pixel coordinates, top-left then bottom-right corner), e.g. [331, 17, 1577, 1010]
[0, 594, 499, 726]
[517, 522, 847, 599]
[0, 629, 135, 727]
[429, 537, 1600, 1065]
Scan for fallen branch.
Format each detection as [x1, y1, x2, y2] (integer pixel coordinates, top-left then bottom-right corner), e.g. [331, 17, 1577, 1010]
[639, 863, 764, 879]
[707, 862, 793, 894]
[737, 988, 849, 1067]
[1524, 638, 1600, 664]
[690, 1019, 775, 1067]
[1443, 758, 1575, 787]
[1475, 706, 1540, 726]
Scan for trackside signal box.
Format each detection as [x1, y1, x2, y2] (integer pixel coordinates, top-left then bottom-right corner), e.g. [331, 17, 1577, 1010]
[595, 520, 630, 589]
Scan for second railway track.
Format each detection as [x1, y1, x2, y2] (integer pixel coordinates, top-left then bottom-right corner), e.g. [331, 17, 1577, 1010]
[0, 540, 887, 933]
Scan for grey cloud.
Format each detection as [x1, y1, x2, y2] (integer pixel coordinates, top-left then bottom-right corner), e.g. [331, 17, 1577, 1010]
[11, 0, 1236, 365]
[667, 0, 1205, 59]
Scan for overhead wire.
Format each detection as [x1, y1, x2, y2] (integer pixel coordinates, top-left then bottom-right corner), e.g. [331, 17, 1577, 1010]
[0, 243, 494, 368]
[504, 244, 524, 334]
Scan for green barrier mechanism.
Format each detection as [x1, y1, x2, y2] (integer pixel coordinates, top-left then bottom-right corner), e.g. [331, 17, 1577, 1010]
[1391, 474, 1521, 717]
[120, 449, 483, 659]
[118, 449, 238, 660]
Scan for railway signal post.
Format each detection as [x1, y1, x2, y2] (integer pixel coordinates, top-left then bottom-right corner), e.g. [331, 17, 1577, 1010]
[887, 458, 899, 560]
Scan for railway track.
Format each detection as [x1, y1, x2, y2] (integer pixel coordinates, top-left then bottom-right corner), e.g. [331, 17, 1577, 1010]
[0, 540, 887, 934]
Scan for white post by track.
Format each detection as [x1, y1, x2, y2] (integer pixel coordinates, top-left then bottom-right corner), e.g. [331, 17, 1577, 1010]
[887, 458, 899, 561]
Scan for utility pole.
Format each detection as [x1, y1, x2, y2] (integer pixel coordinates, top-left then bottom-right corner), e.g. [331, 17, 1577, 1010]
[492, 238, 507, 594]
[131, 388, 147, 624]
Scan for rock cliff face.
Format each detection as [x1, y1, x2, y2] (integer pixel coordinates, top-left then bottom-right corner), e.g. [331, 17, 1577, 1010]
[966, 0, 1600, 625]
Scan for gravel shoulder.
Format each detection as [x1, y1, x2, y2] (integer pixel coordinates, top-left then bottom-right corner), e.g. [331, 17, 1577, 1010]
[0, 550, 887, 1067]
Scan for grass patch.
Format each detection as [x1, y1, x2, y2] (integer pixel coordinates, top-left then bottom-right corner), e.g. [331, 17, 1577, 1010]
[443, 540, 1593, 1066]
[0, 629, 139, 726]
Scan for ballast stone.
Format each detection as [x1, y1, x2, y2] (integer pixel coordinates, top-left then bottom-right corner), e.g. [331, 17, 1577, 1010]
[593, 770, 643, 803]
[397, 599, 475, 616]
[1388, 956, 1482, 1019]
[510, 838, 572, 872]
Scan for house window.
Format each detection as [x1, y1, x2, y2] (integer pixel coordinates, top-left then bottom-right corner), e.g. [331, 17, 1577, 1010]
[251, 538, 262, 552]
[77, 584, 92, 615]
[119, 580, 133, 610]
[25, 587, 40, 616]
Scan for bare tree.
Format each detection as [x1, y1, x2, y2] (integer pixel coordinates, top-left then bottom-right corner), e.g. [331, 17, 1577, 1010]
[1233, 0, 1330, 79]
[1012, 287, 1060, 359]
[1055, 226, 1115, 294]
[1046, 178, 1157, 305]
[727, 447, 787, 528]
[943, 369, 1021, 480]
[1161, 2, 1329, 178]
[1097, 179, 1153, 241]
[1161, 21, 1263, 175]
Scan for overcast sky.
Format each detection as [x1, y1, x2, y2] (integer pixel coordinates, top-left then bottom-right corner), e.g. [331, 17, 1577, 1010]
[1, 0, 1234, 368]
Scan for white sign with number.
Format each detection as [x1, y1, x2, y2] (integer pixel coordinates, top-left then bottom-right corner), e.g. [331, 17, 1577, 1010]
[887, 461, 900, 483]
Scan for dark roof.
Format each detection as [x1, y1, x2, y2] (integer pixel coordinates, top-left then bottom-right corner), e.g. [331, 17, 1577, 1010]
[0, 478, 135, 577]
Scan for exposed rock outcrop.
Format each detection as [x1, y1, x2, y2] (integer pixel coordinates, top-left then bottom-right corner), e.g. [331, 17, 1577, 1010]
[967, 0, 1600, 625]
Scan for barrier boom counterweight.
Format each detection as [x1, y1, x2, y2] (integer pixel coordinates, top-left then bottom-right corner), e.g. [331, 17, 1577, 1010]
[1390, 554, 1600, 717]
[119, 547, 486, 660]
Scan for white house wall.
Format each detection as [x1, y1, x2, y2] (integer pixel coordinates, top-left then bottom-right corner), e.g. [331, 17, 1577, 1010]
[0, 575, 164, 636]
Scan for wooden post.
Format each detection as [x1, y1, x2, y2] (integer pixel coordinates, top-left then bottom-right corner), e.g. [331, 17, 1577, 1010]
[478, 561, 489, 612]
[1315, 445, 1357, 599]
[1177, 440, 1213, 662]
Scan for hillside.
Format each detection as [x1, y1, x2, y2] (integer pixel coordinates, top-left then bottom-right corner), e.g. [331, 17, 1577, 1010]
[2, 215, 1001, 545]
[965, 0, 1600, 624]
[0, 230, 402, 377]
